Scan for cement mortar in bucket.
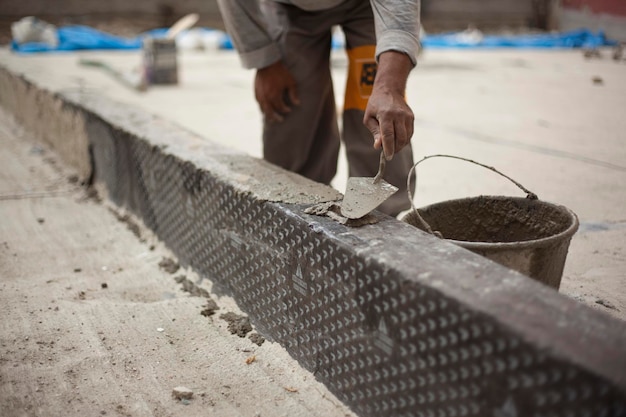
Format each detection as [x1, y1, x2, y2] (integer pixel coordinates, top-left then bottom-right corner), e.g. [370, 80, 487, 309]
[401, 155, 579, 290]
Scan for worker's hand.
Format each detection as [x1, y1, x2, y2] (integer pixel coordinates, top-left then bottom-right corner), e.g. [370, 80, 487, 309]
[363, 51, 415, 160]
[255, 60, 300, 123]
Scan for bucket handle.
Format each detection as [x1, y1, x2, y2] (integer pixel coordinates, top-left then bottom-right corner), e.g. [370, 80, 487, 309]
[406, 154, 538, 238]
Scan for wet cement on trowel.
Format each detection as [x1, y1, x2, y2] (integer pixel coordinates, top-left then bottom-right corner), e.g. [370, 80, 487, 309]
[305, 201, 381, 227]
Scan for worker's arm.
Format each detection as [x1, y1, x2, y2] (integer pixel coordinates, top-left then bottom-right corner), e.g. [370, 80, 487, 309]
[216, 0, 298, 122]
[365, 0, 421, 159]
[370, 0, 421, 66]
[216, 0, 281, 69]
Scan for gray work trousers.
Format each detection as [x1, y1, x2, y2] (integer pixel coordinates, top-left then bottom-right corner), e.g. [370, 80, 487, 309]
[262, 0, 414, 216]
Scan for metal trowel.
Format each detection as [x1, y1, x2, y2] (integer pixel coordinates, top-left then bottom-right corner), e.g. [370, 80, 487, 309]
[341, 151, 399, 219]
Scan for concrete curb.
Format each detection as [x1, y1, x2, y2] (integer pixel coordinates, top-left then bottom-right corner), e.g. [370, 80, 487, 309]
[2, 65, 625, 417]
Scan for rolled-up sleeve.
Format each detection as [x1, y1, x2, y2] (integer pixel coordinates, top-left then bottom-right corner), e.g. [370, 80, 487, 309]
[217, 0, 282, 69]
[370, 0, 421, 66]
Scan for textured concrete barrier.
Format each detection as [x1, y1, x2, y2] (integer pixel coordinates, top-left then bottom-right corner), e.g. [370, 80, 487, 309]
[1, 65, 625, 417]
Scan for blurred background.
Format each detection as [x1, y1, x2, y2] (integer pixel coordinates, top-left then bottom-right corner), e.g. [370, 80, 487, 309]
[0, 0, 625, 44]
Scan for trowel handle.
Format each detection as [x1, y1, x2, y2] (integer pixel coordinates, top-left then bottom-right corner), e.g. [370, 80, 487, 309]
[373, 151, 386, 184]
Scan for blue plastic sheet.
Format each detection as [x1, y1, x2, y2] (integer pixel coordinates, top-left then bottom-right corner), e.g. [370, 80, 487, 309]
[11, 25, 233, 53]
[11, 25, 616, 54]
[12, 25, 143, 53]
[420, 29, 616, 49]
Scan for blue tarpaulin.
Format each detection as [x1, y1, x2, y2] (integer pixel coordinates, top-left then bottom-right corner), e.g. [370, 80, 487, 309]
[12, 25, 143, 53]
[11, 25, 616, 54]
[11, 25, 234, 53]
[420, 28, 616, 49]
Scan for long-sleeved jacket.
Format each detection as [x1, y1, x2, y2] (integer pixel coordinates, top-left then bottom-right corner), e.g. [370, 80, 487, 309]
[217, 0, 421, 69]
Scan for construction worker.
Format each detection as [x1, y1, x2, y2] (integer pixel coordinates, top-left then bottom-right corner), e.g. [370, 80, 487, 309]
[217, 0, 420, 217]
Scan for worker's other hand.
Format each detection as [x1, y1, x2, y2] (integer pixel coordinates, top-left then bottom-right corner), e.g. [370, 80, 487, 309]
[363, 51, 415, 160]
[255, 61, 300, 123]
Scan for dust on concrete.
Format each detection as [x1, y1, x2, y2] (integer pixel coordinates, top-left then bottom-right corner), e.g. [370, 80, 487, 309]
[0, 108, 357, 417]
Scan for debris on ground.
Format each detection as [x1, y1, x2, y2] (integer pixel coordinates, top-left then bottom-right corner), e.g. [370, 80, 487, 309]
[172, 386, 194, 400]
[172, 275, 220, 316]
[596, 299, 619, 311]
[108, 208, 143, 240]
[220, 312, 252, 337]
[245, 355, 256, 365]
[85, 187, 102, 203]
[583, 48, 602, 59]
[248, 333, 265, 346]
[159, 257, 180, 274]
[201, 299, 219, 317]
[175, 275, 211, 298]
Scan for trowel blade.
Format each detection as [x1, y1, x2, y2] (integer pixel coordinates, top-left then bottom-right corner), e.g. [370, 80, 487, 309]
[340, 177, 399, 219]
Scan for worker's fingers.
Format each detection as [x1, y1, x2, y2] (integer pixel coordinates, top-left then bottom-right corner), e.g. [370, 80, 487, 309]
[393, 121, 409, 153]
[365, 115, 396, 160]
[260, 92, 288, 118]
[266, 111, 285, 123]
[374, 115, 396, 161]
[288, 84, 300, 107]
[258, 94, 289, 123]
[257, 98, 281, 123]
[406, 118, 414, 146]
[255, 62, 298, 123]
[265, 85, 300, 123]
[399, 108, 415, 151]
[378, 116, 396, 160]
[273, 93, 293, 115]
[364, 115, 382, 149]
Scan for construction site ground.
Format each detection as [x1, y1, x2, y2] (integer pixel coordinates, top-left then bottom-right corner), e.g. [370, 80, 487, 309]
[1, 44, 625, 416]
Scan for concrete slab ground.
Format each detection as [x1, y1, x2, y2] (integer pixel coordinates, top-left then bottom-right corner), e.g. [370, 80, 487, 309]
[1, 45, 624, 322]
[0, 108, 356, 417]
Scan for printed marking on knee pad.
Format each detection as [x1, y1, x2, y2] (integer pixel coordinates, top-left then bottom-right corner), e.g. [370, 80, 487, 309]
[345, 45, 376, 111]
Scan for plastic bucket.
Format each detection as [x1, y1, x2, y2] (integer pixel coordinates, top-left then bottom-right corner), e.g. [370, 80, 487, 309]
[401, 155, 579, 290]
